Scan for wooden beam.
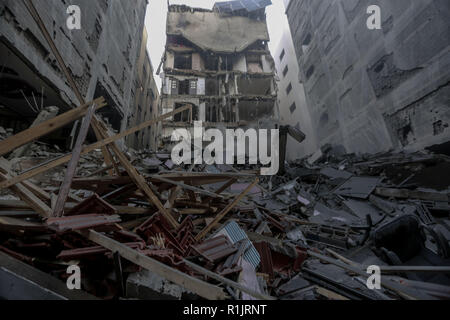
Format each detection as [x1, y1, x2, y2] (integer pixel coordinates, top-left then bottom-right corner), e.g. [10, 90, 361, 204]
[0, 200, 153, 215]
[182, 259, 275, 300]
[0, 158, 51, 202]
[109, 144, 180, 229]
[0, 98, 105, 157]
[315, 286, 349, 300]
[151, 175, 224, 199]
[11, 0, 182, 227]
[0, 106, 191, 191]
[80, 230, 227, 300]
[53, 102, 97, 217]
[0, 172, 52, 218]
[214, 178, 238, 195]
[178, 208, 210, 215]
[195, 178, 259, 241]
[22, 0, 115, 173]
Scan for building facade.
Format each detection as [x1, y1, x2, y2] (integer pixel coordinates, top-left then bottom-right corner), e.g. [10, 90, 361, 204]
[0, 0, 148, 147]
[274, 27, 318, 161]
[158, 3, 279, 148]
[125, 27, 160, 151]
[284, 0, 450, 154]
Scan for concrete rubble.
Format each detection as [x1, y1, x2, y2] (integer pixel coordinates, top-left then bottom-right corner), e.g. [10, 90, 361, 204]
[1, 141, 449, 300]
[0, 0, 449, 302]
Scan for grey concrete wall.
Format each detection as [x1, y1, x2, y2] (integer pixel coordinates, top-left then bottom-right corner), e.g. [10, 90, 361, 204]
[125, 27, 160, 151]
[0, 0, 147, 133]
[285, 0, 450, 154]
[275, 27, 318, 161]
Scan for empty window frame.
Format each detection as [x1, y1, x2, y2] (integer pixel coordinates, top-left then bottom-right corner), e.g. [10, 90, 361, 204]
[246, 54, 263, 73]
[174, 103, 194, 122]
[206, 104, 218, 123]
[289, 102, 297, 113]
[205, 55, 219, 71]
[174, 53, 192, 70]
[174, 79, 197, 95]
[206, 78, 219, 96]
[286, 83, 293, 95]
[279, 49, 285, 62]
[189, 79, 197, 95]
[220, 56, 233, 71]
[282, 65, 289, 77]
[179, 80, 190, 95]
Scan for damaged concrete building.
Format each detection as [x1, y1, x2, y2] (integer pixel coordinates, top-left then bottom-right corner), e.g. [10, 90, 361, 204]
[0, 0, 450, 303]
[158, 1, 279, 146]
[284, 0, 450, 155]
[125, 27, 160, 151]
[0, 0, 156, 150]
[274, 26, 318, 161]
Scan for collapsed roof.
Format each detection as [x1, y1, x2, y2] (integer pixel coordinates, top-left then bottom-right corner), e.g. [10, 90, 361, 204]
[166, 6, 270, 53]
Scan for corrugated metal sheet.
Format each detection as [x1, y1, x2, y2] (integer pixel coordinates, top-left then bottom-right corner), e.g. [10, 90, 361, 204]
[215, 220, 260, 269]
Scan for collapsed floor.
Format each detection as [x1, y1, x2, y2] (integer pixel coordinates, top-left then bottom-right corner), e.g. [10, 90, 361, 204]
[1, 127, 450, 299]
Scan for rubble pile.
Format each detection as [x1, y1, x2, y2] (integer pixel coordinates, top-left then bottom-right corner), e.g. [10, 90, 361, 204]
[0, 126, 12, 141]
[1, 137, 449, 300]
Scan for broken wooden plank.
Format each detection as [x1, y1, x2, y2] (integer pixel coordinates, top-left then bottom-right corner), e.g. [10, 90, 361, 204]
[151, 175, 224, 199]
[80, 229, 227, 300]
[0, 200, 153, 216]
[182, 258, 275, 300]
[195, 178, 259, 241]
[0, 158, 53, 203]
[0, 172, 52, 218]
[108, 143, 180, 229]
[315, 286, 349, 300]
[53, 102, 97, 217]
[177, 208, 210, 215]
[214, 178, 238, 195]
[9, 106, 60, 159]
[22, 0, 116, 174]
[0, 98, 106, 157]
[0, 106, 191, 191]
[0, 216, 47, 232]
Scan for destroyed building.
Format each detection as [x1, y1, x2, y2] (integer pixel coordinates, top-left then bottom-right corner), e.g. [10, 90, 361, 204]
[0, 0, 153, 150]
[158, 2, 279, 146]
[125, 27, 160, 151]
[284, 0, 450, 155]
[0, 0, 449, 304]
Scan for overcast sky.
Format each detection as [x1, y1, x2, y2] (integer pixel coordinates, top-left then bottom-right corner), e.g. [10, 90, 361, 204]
[144, 0, 289, 91]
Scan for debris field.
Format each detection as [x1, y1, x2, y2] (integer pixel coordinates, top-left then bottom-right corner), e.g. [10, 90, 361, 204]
[1, 122, 450, 300]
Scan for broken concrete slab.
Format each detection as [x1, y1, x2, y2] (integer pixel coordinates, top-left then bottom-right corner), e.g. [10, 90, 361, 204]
[126, 269, 195, 300]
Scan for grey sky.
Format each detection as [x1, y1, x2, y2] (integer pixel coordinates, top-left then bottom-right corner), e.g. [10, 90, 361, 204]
[144, 0, 289, 91]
